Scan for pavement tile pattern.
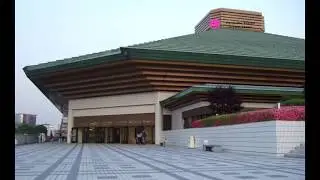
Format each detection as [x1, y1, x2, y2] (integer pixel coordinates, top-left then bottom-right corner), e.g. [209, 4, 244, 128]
[15, 144, 305, 180]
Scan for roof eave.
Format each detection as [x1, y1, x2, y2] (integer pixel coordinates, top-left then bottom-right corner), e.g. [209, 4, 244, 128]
[126, 48, 305, 70]
[161, 85, 304, 108]
[24, 49, 126, 77]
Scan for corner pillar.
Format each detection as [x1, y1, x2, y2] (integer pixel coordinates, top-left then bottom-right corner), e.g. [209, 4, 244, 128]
[155, 93, 163, 145]
[67, 108, 74, 144]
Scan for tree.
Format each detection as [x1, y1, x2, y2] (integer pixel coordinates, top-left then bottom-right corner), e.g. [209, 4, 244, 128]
[16, 124, 48, 135]
[208, 86, 243, 115]
[34, 125, 48, 135]
[16, 124, 34, 134]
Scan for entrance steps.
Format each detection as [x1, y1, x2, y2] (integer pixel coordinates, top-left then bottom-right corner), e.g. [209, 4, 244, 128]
[284, 143, 305, 158]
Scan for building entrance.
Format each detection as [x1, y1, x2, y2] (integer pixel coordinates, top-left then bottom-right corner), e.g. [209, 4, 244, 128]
[80, 126, 154, 144]
[83, 127, 105, 143]
[106, 127, 128, 143]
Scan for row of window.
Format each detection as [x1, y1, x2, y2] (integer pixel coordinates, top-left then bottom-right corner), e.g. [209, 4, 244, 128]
[183, 114, 212, 129]
[162, 114, 215, 130]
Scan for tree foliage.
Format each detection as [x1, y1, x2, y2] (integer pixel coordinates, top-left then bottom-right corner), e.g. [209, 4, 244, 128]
[16, 124, 47, 135]
[281, 98, 305, 106]
[35, 125, 48, 134]
[208, 86, 243, 115]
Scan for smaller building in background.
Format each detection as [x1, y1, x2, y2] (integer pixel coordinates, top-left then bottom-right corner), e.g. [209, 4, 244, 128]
[15, 113, 37, 127]
[59, 117, 68, 139]
[42, 124, 55, 136]
[195, 8, 265, 33]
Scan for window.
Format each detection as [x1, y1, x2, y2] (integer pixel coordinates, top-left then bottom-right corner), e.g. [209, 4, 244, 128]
[163, 115, 172, 131]
[183, 118, 188, 129]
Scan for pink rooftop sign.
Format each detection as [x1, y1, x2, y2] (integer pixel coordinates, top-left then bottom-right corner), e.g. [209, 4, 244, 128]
[209, 18, 221, 29]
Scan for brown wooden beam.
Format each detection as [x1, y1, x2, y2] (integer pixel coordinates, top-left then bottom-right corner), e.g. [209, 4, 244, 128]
[44, 72, 143, 88]
[61, 82, 151, 96]
[34, 60, 134, 79]
[132, 60, 305, 73]
[148, 78, 302, 87]
[136, 64, 305, 78]
[52, 76, 147, 91]
[65, 87, 155, 99]
[43, 65, 137, 84]
[142, 71, 304, 84]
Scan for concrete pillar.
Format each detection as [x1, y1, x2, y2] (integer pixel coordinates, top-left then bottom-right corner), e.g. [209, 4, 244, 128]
[78, 128, 83, 143]
[67, 108, 74, 144]
[155, 92, 163, 145]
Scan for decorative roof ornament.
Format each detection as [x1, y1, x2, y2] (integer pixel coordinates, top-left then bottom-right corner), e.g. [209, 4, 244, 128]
[209, 18, 221, 29]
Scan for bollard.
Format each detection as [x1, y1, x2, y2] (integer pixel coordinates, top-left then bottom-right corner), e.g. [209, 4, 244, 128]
[188, 136, 196, 149]
[277, 102, 281, 109]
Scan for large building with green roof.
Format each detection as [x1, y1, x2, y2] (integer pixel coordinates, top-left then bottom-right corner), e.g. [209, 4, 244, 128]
[24, 28, 304, 144]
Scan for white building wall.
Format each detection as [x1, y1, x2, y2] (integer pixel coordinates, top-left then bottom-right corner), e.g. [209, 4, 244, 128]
[67, 91, 176, 144]
[69, 92, 158, 110]
[155, 92, 177, 144]
[241, 102, 276, 109]
[161, 121, 305, 156]
[72, 105, 155, 117]
[171, 102, 210, 130]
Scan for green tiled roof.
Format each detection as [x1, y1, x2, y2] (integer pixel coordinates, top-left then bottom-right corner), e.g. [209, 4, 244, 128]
[161, 84, 304, 106]
[24, 29, 305, 76]
[128, 29, 304, 60]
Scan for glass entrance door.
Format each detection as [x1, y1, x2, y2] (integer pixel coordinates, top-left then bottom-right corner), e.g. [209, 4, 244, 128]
[71, 128, 78, 143]
[107, 127, 113, 143]
[95, 127, 105, 143]
[88, 127, 96, 143]
[120, 127, 128, 144]
[144, 126, 152, 144]
[83, 128, 89, 143]
[113, 128, 120, 143]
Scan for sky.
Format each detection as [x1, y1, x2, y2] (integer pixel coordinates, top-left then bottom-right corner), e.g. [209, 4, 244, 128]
[15, 0, 305, 128]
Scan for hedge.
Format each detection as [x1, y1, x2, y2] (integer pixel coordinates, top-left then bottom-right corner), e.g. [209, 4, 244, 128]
[191, 106, 305, 128]
[281, 98, 305, 106]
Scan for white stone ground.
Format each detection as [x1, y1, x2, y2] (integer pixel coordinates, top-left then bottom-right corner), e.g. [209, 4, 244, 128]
[15, 143, 305, 180]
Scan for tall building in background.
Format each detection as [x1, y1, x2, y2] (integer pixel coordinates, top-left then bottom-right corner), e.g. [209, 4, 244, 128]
[195, 8, 265, 33]
[59, 117, 68, 138]
[42, 124, 55, 136]
[15, 113, 37, 126]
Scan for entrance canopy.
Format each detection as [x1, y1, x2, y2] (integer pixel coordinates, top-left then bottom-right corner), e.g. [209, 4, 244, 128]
[73, 113, 155, 128]
[161, 84, 304, 110]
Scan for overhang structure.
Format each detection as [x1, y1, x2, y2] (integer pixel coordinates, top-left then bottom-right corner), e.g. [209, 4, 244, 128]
[24, 29, 305, 116]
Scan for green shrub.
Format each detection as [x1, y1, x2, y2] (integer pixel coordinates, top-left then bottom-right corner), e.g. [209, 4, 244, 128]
[201, 113, 237, 127]
[281, 98, 305, 106]
[192, 106, 305, 128]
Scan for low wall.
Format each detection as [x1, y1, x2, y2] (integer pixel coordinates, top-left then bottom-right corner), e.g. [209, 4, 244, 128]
[161, 120, 305, 156]
[276, 121, 305, 154]
[15, 134, 38, 145]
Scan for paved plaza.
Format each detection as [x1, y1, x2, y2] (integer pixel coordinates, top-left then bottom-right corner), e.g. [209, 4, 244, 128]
[15, 144, 305, 180]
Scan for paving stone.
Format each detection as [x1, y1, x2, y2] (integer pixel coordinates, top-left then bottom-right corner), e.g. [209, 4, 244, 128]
[98, 176, 118, 179]
[266, 174, 289, 178]
[15, 144, 305, 180]
[221, 172, 241, 175]
[132, 175, 152, 178]
[249, 171, 267, 174]
[235, 176, 258, 179]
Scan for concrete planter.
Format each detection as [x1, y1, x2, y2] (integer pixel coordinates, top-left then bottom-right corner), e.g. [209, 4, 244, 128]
[161, 120, 305, 156]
